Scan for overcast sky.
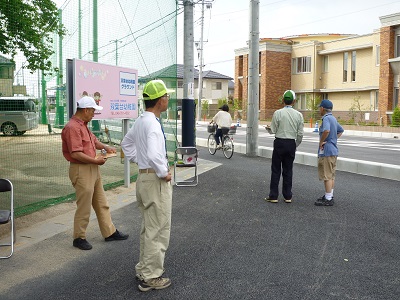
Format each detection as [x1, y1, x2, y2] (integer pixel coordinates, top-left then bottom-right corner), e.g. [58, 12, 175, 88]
[52, 0, 400, 80]
[186, 0, 400, 78]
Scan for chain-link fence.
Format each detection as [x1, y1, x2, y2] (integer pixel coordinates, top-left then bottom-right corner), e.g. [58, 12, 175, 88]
[0, 0, 178, 216]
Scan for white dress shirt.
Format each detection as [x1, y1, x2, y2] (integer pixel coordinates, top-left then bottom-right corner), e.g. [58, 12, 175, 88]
[121, 111, 169, 178]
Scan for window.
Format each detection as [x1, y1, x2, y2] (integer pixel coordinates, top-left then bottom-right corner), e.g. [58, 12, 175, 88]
[397, 35, 400, 58]
[376, 45, 380, 66]
[351, 51, 356, 82]
[394, 88, 399, 110]
[292, 56, 311, 74]
[238, 55, 244, 76]
[294, 93, 306, 110]
[323, 56, 329, 73]
[212, 82, 222, 90]
[178, 80, 183, 88]
[343, 52, 348, 82]
[374, 91, 379, 111]
[165, 80, 176, 88]
[0, 99, 36, 111]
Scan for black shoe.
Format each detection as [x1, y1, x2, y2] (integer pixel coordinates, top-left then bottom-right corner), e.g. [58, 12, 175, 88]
[105, 229, 129, 241]
[73, 238, 92, 250]
[314, 196, 334, 206]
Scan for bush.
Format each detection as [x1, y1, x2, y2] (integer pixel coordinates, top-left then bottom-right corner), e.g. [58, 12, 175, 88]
[392, 106, 400, 127]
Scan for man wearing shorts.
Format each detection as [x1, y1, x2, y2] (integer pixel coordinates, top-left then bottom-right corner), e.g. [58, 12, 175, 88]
[315, 99, 344, 206]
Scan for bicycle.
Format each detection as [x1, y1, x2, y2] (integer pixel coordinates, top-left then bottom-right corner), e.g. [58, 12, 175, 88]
[207, 123, 235, 159]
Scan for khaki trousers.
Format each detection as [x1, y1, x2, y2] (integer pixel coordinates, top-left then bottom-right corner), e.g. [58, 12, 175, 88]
[69, 163, 116, 239]
[135, 173, 173, 280]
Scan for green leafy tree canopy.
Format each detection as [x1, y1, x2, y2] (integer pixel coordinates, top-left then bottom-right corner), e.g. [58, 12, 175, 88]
[0, 0, 65, 72]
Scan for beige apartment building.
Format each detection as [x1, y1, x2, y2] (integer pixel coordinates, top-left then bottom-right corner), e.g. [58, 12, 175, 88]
[234, 12, 400, 126]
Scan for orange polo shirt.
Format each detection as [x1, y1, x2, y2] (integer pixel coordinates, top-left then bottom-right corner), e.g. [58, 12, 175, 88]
[61, 115, 97, 163]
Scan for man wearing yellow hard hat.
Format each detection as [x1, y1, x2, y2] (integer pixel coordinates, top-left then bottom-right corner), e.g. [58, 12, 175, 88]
[121, 79, 174, 292]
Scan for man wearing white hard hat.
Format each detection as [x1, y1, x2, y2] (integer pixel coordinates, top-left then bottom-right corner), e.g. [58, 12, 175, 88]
[61, 96, 129, 251]
[266, 90, 304, 204]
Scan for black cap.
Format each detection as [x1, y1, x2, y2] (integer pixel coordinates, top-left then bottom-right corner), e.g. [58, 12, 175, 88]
[219, 104, 229, 112]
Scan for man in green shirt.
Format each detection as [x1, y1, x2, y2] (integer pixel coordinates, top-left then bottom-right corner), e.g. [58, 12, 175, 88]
[266, 90, 304, 203]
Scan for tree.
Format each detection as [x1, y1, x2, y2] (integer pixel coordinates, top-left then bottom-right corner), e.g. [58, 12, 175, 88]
[217, 97, 228, 108]
[306, 93, 321, 121]
[201, 99, 209, 118]
[0, 0, 65, 72]
[348, 95, 371, 124]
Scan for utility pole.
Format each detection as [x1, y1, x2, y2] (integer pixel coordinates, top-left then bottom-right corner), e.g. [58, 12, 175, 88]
[195, 0, 213, 122]
[182, 0, 195, 147]
[196, 0, 205, 122]
[56, 9, 64, 127]
[92, 0, 98, 62]
[78, 0, 82, 59]
[110, 39, 122, 65]
[91, 0, 101, 135]
[246, 0, 259, 156]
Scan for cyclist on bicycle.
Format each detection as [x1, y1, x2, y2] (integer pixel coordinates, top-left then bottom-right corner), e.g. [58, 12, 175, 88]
[210, 104, 232, 149]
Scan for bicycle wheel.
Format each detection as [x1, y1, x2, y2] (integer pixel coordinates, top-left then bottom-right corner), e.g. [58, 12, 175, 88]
[222, 135, 234, 159]
[208, 134, 217, 155]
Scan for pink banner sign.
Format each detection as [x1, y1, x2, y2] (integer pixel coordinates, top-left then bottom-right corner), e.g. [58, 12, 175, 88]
[73, 59, 138, 119]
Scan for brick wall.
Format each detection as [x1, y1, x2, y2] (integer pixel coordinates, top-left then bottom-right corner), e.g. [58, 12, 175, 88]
[379, 26, 395, 126]
[235, 50, 292, 120]
[260, 50, 292, 119]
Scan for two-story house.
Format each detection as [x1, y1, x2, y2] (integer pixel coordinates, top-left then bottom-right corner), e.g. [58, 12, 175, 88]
[139, 64, 232, 101]
[234, 12, 400, 126]
[0, 55, 16, 97]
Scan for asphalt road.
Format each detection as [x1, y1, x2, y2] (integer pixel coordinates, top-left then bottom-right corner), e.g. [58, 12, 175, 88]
[193, 123, 400, 166]
[1, 150, 399, 299]
[81, 117, 400, 166]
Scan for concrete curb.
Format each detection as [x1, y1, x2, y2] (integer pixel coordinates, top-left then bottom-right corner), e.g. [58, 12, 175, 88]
[194, 120, 400, 139]
[195, 137, 400, 182]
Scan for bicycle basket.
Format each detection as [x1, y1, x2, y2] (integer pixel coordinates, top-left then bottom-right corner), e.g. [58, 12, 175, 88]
[207, 124, 216, 133]
[228, 125, 237, 134]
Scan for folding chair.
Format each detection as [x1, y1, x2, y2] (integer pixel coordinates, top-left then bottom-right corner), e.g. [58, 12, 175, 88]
[0, 178, 15, 258]
[174, 147, 199, 186]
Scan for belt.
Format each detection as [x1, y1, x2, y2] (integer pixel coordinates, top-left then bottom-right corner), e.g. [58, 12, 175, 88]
[275, 137, 295, 140]
[139, 168, 156, 173]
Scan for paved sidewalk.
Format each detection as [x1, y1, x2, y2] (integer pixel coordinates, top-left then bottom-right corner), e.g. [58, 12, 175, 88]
[0, 158, 219, 254]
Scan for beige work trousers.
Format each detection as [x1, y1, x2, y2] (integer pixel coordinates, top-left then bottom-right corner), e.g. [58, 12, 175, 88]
[69, 163, 116, 239]
[135, 173, 173, 281]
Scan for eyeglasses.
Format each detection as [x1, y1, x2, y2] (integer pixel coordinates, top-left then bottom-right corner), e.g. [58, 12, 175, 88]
[163, 94, 170, 100]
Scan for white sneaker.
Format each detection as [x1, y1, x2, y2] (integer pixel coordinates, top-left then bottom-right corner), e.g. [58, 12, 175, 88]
[138, 277, 171, 292]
